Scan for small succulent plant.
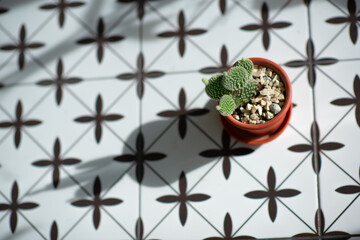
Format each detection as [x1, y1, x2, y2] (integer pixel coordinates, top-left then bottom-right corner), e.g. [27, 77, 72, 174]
[202, 58, 257, 116]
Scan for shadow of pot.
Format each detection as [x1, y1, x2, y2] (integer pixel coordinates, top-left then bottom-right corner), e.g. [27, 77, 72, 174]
[221, 57, 293, 145]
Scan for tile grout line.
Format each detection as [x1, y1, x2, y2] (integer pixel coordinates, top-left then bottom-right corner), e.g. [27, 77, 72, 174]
[102, 207, 136, 240]
[106, 43, 136, 71]
[315, 23, 348, 59]
[187, 37, 219, 65]
[60, 208, 92, 240]
[187, 118, 222, 149]
[62, 124, 94, 157]
[23, 129, 53, 158]
[106, 4, 135, 34]
[271, 30, 307, 59]
[289, 123, 312, 144]
[139, 16, 143, 235]
[102, 163, 135, 197]
[145, 162, 179, 194]
[61, 167, 92, 197]
[27, 11, 57, 41]
[23, 88, 53, 119]
[324, 193, 360, 233]
[232, 0, 261, 22]
[0, 51, 16, 74]
[289, 67, 307, 85]
[0, 23, 18, 43]
[147, 2, 177, 29]
[67, 8, 95, 35]
[0, 211, 9, 223]
[19, 168, 52, 202]
[146, 81, 178, 109]
[230, 31, 262, 64]
[103, 122, 136, 153]
[65, 46, 95, 77]
[145, 37, 177, 71]
[269, 0, 292, 22]
[185, 0, 213, 28]
[18, 211, 47, 240]
[103, 81, 136, 114]
[232, 199, 268, 236]
[307, 3, 323, 238]
[327, 0, 348, 16]
[144, 118, 177, 153]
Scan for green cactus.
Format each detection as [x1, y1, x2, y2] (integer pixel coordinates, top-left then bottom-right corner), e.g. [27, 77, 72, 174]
[216, 95, 235, 116]
[233, 79, 258, 106]
[202, 74, 231, 100]
[233, 58, 253, 76]
[201, 58, 258, 117]
[222, 66, 248, 91]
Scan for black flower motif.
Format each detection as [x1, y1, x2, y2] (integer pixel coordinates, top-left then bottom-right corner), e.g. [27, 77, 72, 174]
[245, 167, 300, 222]
[326, 0, 360, 44]
[200, 130, 254, 179]
[204, 213, 255, 240]
[133, 217, 159, 240]
[0, 25, 44, 70]
[199, 45, 231, 74]
[240, 2, 291, 50]
[288, 122, 344, 174]
[157, 10, 207, 57]
[0, 182, 39, 233]
[157, 171, 210, 226]
[157, 88, 209, 139]
[114, 131, 166, 183]
[117, 0, 160, 20]
[36, 58, 82, 105]
[219, 0, 226, 15]
[50, 221, 58, 240]
[292, 209, 350, 240]
[331, 75, 360, 127]
[40, 0, 84, 27]
[0, 101, 41, 148]
[285, 39, 338, 88]
[74, 94, 124, 143]
[71, 176, 122, 229]
[116, 52, 164, 99]
[32, 138, 81, 188]
[336, 165, 360, 194]
[77, 18, 125, 63]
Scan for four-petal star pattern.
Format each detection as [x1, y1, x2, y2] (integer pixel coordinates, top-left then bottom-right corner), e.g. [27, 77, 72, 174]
[200, 130, 254, 179]
[0, 182, 39, 233]
[326, 0, 360, 44]
[199, 45, 231, 74]
[32, 138, 81, 188]
[288, 122, 344, 174]
[157, 171, 210, 226]
[71, 176, 123, 229]
[74, 94, 124, 143]
[203, 213, 255, 240]
[157, 88, 209, 139]
[0, 25, 44, 70]
[40, 0, 85, 28]
[292, 209, 350, 240]
[331, 75, 360, 127]
[245, 167, 300, 222]
[36, 58, 82, 105]
[157, 10, 207, 57]
[114, 131, 166, 183]
[116, 52, 165, 99]
[77, 18, 125, 63]
[0, 101, 42, 148]
[285, 39, 338, 88]
[240, 2, 291, 50]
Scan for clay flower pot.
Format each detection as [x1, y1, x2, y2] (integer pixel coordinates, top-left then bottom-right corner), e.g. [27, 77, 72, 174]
[220, 57, 293, 145]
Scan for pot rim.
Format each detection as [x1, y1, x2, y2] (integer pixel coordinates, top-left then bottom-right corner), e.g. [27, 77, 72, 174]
[224, 57, 292, 129]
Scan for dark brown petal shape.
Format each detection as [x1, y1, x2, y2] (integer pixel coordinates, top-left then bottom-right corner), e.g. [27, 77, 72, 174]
[326, 231, 351, 240]
[224, 213, 232, 236]
[199, 67, 222, 74]
[179, 116, 187, 139]
[0, 45, 17, 50]
[354, 75, 360, 98]
[0, 204, 10, 210]
[136, 218, 144, 240]
[27, 43, 44, 48]
[136, 163, 144, 183]
[277, 189, 301, 198]
[179, 171, 187, 194]
[68, 2, 85, 7]
[231, 148, 254, 156]
[40, 4, 57, 10]
[97, 45, 104, 63]
[315, 209, 325, 234]
[178, 11, 185, 29]
[336, 185, 360, 194]
[32, 160, 52, 166]
[268, 198, 277, 222]
[199, 149, 222, 158]
[245, 191, 268, 199]
[261, 2, 268, 21]
[271, 22, 291, 28]
[316, 58, 338, 65]
[223, 157, 230, 179]
[267, 167, 276, 190]
[116, 73, 135, 80]
[77, 38, 96, 44]
[102, 198, 123, 205]
[62, 158, 81, 165]
[331, 98, 355, 106]
[144, 153, 166, 161]
[348, 0, 356, 14]
[65, 77, 82, 84]
[220, 0, 226, 15]
[179, 37, 185, 57]
[23, 120, 41, 126]
[179, 202, 187, 226]
[157, 110, 179, 117]
[285, 60, 307, 67]
[15, 128, 21, 148]
[0, 122, 13, 127]
[20, 25, 26, 42]
[187, 29, 207, 35]
[54, 138, 60, 157]
[240, 24, 261, 31]
[53, 167, 60, 188]
[320, 142, 344, 151]
[157, 195, 179, 203]
[263, 30, 270, 50]
[114, 154, 136, 162]
[220, 45, 227, 66]
[107, 36, 124, 42]
[37, 80, 54, 86]
[350, 22, 358, 44]
[51, 221, 58, 240]
[74, 116, 94, 122]
[103, 114, 123, 121]
[10, 211, 17, 233]
[288, 144, 313, 152]
[16, 101, 22, 119]
[12, 182, 18, 202]
[19, 52, 25, 70]
[93, 176, 101, 196]
[326, 17, 348, 24]
[93, 207, 100, 229]
[18, 202, 38, 209]
[187, 194, 210, 202]
[0, 8, 7, 14]
[157, 31, 178, 38]
[146, 71, 165, 78]
[72, 200, 93, 206]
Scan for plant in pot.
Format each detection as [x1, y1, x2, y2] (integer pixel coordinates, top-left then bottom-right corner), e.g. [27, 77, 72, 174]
[202, 57, 292, 145]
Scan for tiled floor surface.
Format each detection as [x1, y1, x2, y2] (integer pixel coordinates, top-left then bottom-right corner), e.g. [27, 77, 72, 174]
[0, 0, 360, 239]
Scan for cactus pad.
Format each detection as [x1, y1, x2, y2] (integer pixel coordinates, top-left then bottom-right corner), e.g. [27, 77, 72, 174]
[234, 79, 258, 106]
[202, 74, 231, 100]
[222, 66, 248, 91]
[234, 58, 254, 76]
[216, 95, 236, 116]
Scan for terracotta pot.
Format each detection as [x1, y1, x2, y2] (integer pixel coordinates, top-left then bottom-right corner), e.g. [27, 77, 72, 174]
[220, 57, 293, 145]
